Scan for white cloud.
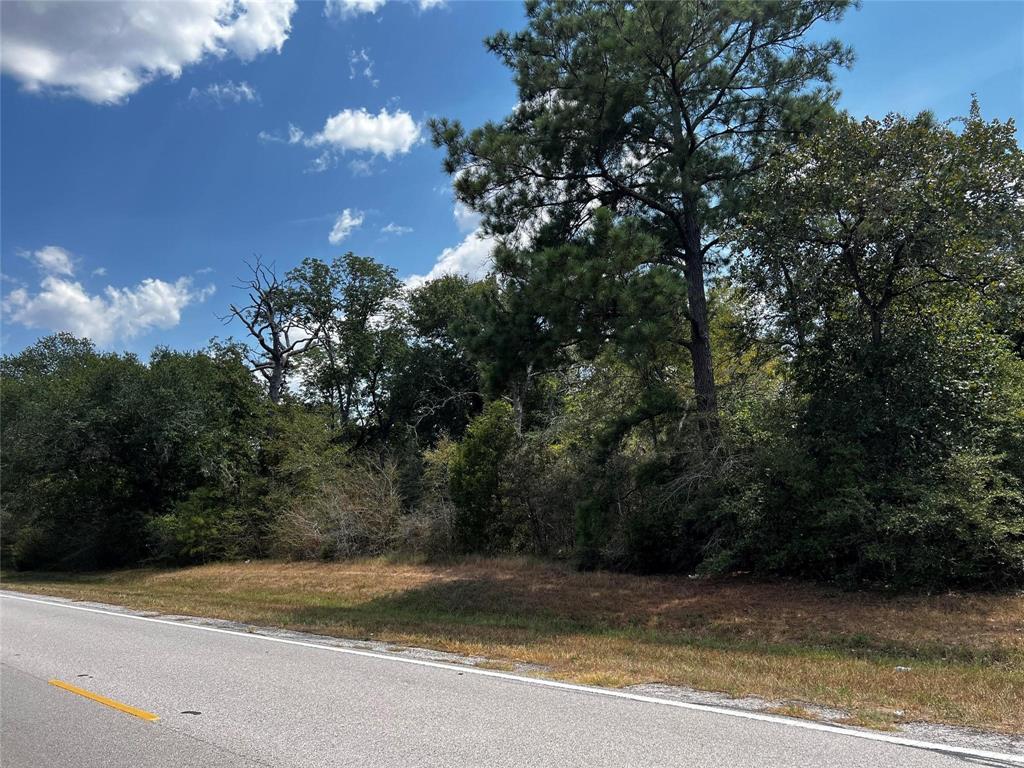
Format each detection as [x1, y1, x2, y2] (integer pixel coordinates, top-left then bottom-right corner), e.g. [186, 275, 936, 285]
[325, 0, 444, 15]
[189, 80, 259, 106]
[308, 151, 337, 174]
[308, 108, 420, 158]
[349, 158, 375, 177]
[265, 108, 419, 172]
[349, 49, 378, 87]
[0, 0, 295, 104]
[259, 123, 308, 147]
[329, 208, 364, 244]
[4, 273, 215, 346]
[405, 230, 494, 289]
[453, 202, 481, 233]
[218, 0, 294, 59]
[381, 222, 412, 236]
[26, 245, 75, 276]
[4, 245, 214, 344]
[325, 0, 386, 18]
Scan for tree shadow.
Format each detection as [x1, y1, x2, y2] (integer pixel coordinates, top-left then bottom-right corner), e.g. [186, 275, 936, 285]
[282, 574, 589, 647]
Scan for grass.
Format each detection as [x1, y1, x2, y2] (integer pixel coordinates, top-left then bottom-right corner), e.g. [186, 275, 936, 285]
[3, 557, 1022, 734]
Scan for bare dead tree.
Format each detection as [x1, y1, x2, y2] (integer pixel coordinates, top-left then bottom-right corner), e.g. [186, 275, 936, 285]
[223, 257, 321, 404]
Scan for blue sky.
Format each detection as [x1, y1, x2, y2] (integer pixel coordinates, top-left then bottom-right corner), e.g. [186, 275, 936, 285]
[1, 0, 1021, 355]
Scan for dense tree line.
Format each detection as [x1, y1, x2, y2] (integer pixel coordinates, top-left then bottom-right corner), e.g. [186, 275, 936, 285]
[3, 0, 1022, 589]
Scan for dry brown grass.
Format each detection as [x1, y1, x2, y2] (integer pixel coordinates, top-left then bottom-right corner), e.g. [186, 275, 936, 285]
[4, 557, 1022, 733]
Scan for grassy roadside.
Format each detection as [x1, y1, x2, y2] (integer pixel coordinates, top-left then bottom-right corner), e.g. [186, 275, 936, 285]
[3, 557, 1022, 734]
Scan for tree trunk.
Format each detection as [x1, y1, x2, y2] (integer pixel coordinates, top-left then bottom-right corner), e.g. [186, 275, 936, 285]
[870, 310, 883, 347]
[268, 363, 285, 405]
[510, 384, 525, 436]
[508, 362, 532, 436]
[322, 337, 345, 428]
[680, 213, 719, 431]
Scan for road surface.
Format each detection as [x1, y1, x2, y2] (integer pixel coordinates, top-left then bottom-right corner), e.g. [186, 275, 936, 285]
[1, 591, 1019, 768]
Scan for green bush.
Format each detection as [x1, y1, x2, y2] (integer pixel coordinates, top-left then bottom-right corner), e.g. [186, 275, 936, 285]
[865, 452, 1024, 589]
[449, 401, 519, 552]
[147, 488, 244, 564]
[700, 314, 1024, 590]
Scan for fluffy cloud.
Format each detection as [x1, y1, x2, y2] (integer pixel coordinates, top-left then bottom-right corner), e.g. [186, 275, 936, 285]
[329, 208, 364, 244]
[218, 0, 295, 59]
[324, 0, 386, 18]
[271, 108, 420, 171]
[308, 108, 420, 158]
[0, 0, 296, 104]
[405, 230, 494, 289]
[189, 80, 259, 106]
[453, 202, 481, 233]
[28, 245, 74, 276]
[4, 247, 215, 345]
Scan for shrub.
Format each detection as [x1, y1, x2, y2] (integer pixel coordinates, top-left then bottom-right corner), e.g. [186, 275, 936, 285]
[406, 438, 459, 557]
[448, 401, 519, 552]
[864, 452, 1024, 589]
[501, 435, 578, 556]
[704, 387, 1024, 590]
[147, 488, 243, 564]
[272, 459, 404, 560]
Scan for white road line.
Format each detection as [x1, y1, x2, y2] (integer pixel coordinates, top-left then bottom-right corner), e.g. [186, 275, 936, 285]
[3, 590, 1021, 764]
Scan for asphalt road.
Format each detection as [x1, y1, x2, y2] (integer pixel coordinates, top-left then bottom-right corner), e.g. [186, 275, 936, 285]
[1, 592, 1019, 768]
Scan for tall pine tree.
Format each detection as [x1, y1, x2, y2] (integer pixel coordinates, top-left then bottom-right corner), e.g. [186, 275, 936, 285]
[433, 0, 853, 432]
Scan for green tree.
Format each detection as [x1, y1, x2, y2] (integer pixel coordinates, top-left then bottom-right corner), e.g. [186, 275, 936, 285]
[404, 275, 482, 443]
[0, 336, 269, 569]
[143, 343, 271, 562]
[728, 107, 1024, 587]
[438, 210, 689, 438]
[1, 336, 150, 568]
[735, 108, 1024, 463]
[456, 273, 564, 435]
[291, 253, 409, 446]
[432, 0, 853, 429]
[736, 106, 1024, 357]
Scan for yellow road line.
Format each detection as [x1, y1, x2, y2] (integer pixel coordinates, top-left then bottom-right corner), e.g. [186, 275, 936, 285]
[47, 679, 160, 722]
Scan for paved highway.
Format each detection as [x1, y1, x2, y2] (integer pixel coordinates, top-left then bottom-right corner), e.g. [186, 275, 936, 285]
[1, 592, 1019, 768]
